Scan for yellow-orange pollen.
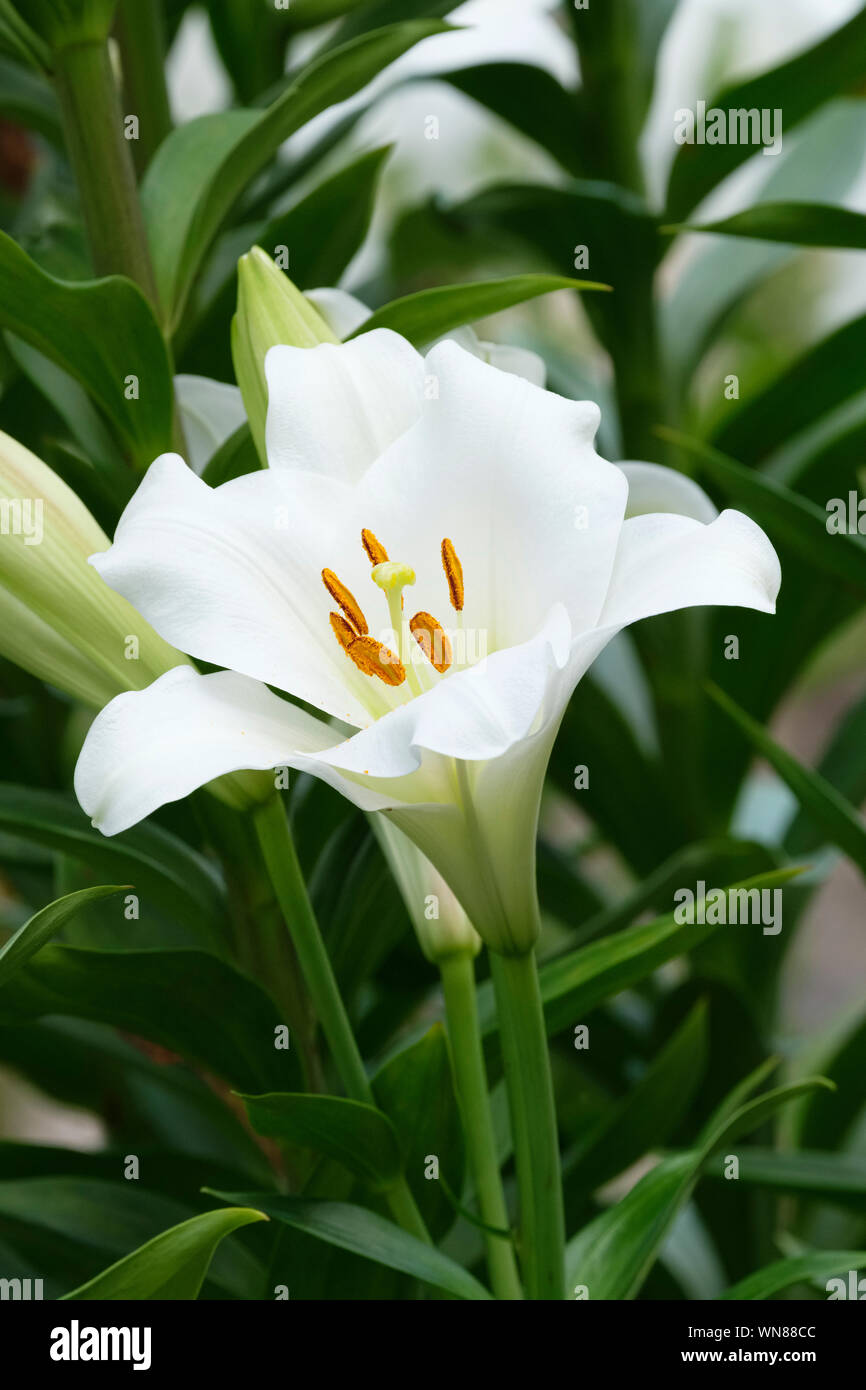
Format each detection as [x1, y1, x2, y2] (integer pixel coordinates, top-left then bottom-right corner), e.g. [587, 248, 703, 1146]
[325, 531, 466, 686]
[361, 528, 389, 565]
[441, 537, 464, 612]
[321, 567, 367, 635]
[410, 612, 453, 674]
[323, 570, 405, 686]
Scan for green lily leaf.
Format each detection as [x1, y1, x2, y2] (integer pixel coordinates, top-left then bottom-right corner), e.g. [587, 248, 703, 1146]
[669, 200, 866, 250]
[374, 1023, 465, 1238]
[708, 683, 866, 876]
[566, 1001, 709, 1197]
[62, 1206, 267, 1300]
[565, 1073, 832, 1298]
[0, 944, 303, 1093]
[0, 232, 173, 465]
[479, 867, 805, 1046]
[786, 688, 866, 857]
[0, 54, 59, 138]
[665, 4, 866, 219]
[437, 63, 582, 176]
[0, 883, 126, 988]
[712, 311, 866, 465]
[182, 146, 391, 381]
[705, 1148, 866, 1214]
[142, 21, 449, 329]
[0, 784, 228, 945]
[239, 1092, 403, 1191]
[206, 1189, 493, 1300]
[348, 273, 609, 345]
[659, 428, 866, 600]
[720, 1251, 866, 1301]
[0, 1177, 264, 1298]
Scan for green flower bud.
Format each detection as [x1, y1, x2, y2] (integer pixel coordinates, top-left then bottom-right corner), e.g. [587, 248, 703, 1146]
[0, 430, 274, 811]
[372, 818, 481, 964]
[233, 247, 338, 464]
[0, 430, 187, 704]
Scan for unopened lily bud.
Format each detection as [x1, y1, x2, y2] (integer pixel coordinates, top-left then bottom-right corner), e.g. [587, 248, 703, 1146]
[0, 432, 272, 811]
[372, 818, 481, 963]
[0, 431, 187, 704]
[233, 247, 338, 463]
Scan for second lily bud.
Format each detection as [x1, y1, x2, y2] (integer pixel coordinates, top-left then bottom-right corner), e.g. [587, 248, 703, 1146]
[233, 247, 338, 464]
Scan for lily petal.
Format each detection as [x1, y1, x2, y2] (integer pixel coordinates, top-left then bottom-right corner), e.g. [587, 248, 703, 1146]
[264, 328, 425, 481]
[618, 460, 718, 523]
[305, 287, 370, 339]
[356, 340, 628, 649]
[599, 508, 781, 630]
[89, 453, 402, 728]
[74, 665, 337, 836]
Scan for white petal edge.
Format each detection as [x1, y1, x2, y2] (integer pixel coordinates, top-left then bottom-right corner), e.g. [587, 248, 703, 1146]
[618, 460, 718, 523]
[598, 508, 781, 631]
[264, 328, 426, 482]
[305, 287, 371, 338]
[75, 666, 338, 836]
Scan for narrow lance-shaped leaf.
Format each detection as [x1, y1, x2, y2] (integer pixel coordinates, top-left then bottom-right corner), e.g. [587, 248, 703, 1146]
[712, 312, 866, 465]
[657, 427, 866, 601]
[205, 1189, 493, 1301]
[720, 1251, 866, 1302]
[667, 201, 866, 250]
[348, 273, 609, 346]
[142, 21, 450, 329]
[708, 682, 866, 877]
[0, 232, 174, 465]
[239, 1092, 403, 1191]
[479, 867, 805, 1047]
[0, 884, 127, 988]
[665, 5, 866, 219]
[565, 1072, 833, 1299]
[62, 1207, 268, 1301]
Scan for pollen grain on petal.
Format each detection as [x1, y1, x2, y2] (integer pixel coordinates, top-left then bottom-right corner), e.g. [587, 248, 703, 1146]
[322, 567, 367, 635]
[347, 634, 406, 687]
[441, 537, 464, 612]
[410, 610, 453, 674]
[361, 528, 389, 565]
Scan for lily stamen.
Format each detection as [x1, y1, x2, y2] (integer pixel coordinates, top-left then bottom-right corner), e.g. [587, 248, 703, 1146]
[441, 537, 464, 612]
[410, 611, 452, 673]
[330, 610, 405, 686]
[361, 528, 389, 565]
[322, 567, 367, 635]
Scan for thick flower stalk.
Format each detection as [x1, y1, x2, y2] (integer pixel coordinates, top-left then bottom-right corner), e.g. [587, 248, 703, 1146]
[74, 290, 781, 1296]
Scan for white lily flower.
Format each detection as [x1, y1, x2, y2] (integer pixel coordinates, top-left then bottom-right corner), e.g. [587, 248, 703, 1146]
[74, 338, 780, 953]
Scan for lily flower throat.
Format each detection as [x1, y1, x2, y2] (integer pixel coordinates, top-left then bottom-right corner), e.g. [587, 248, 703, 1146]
[323, 529, 464, 699]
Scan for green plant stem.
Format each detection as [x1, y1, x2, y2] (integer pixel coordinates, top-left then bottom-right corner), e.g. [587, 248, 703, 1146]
[439, 951, 524, 1300]
[490, 949, 564, 1300]
[253, 794, 431, 1246]
[52, 37, 160, 306]
[114, 0, 173, 175]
